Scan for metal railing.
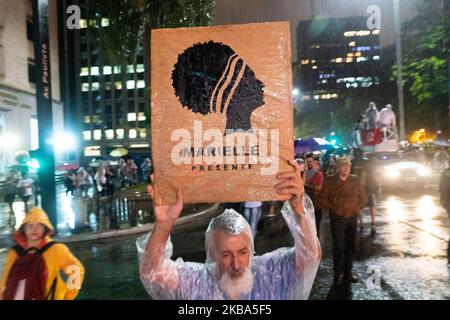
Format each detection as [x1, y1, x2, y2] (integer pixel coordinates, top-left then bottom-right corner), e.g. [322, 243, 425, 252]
[80, 191, 154, 231]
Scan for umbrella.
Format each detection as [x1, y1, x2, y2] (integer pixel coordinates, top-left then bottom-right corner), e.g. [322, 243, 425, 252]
[110, 147, 128, 157]
[295, 138, 333, 155]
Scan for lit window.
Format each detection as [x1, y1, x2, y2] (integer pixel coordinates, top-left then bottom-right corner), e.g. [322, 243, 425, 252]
[93, 130, 101, 140]
[347, 53, 354, 57]
[80, 67, 89, 76]
[332, 94, 338, 99]
[314, 95, 320, 100]
[84, 146, 101, 157]
[301, 59, 309, 65]
[353, 46, 371, 52]
[116, 129, 124, 139]
[101, 18, 109, 27]
[136, 64, 145, 73]
[82, 131, 91, 141]
[372, 29, 380, 35]
[373, 55, 381, 61]
[344, 31, 357, 37]
[345, 57, 353, 63]
[354, 52, 362, 57]
[81, 83, 89, 92]
[127, 80, 136, 89]
[139, 129, 147, 138]
[335, 58, 343, 63]
[127, 65, 135, 73]
[356, 30, 371, 37]
[312, 65, 318, 69]
[127, 113, 137, 121]
[349, 41, 356, 47]
[79, 19, 87, 29]
[130, 143, 150, 148]
[115, 81, 122, 90]
[138, 112, 146, 121]
[105, 129, 114, 140]
[113, 66, 121, 74]
[357, 57, 369, 62]
[91, 82, 99, 91]
[90, 66, 99, 76]
[84, 116, 91, 124]
[311, 60, 316, 64]
[137, 80, 145, 89]
[129, 129, 137, 139]
[103, 66, 112, 75]
[302, 95, 311, 101]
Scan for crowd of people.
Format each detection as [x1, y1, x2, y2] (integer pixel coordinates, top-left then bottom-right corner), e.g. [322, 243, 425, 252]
[63, 157, 152, 198]
[2, 171, 39, 226]
[0, 147, 449, 300]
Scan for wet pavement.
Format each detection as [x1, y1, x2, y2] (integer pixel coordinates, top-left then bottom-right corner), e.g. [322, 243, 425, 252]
[1, 179, 449, 300]
[0, 182, 96, 237]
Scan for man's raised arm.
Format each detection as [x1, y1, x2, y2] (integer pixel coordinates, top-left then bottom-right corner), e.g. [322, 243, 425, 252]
[275, 160, 322, 298]
[138, 175, 184, 298]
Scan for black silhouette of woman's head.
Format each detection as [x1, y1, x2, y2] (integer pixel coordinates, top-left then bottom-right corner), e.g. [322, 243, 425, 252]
[172, 41, 265, 133]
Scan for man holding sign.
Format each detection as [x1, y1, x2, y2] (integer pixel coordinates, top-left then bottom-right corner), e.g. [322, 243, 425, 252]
[137, 160, 321, 300]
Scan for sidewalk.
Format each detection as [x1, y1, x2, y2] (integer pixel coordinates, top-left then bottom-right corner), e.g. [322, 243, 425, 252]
[0, 193, 221, 248]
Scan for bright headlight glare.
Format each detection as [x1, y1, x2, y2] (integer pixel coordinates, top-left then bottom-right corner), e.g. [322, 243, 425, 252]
[417, 167, 431, 176]
[386, 169, 400, 179]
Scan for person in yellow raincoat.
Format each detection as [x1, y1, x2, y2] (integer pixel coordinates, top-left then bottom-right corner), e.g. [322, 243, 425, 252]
[0, 208, 85, 300]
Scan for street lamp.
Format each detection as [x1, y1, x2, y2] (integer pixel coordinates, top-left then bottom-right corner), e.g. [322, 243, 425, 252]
[53, 133, 78, 152]
[393, 0, 406, 140]
[0, 133, 19, 149]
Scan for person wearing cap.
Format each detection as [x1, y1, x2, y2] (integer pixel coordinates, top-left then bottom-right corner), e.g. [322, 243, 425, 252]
[318, 157, 367, 287]
[0, 208, 85, 300]
[137, 160, 322, 300]
[304, 154, 325, 237]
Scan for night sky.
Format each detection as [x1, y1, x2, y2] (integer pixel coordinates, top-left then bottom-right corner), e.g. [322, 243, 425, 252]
[214, 0, 422, 61]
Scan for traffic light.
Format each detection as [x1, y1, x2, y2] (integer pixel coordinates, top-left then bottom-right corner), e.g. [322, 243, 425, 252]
[328, 132, 340, 146]
[28, 149, 46, 173]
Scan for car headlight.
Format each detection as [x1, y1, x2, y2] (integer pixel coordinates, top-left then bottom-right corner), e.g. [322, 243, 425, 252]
[417, 167, 431, 176]
[386, 169, 400, 179]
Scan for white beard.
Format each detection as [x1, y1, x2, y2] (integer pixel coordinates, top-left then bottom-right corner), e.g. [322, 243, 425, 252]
[219, 268, 254, 299]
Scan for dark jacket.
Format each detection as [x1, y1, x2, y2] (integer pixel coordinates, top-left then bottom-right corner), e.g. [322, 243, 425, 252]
[318, 174, 368, 218]
[439, 168, 450, 212]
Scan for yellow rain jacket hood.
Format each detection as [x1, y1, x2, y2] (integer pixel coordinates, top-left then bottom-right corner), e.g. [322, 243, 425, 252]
[1, 208, 85, 300]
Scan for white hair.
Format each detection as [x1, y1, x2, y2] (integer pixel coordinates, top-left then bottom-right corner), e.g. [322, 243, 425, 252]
[204, 208, 254, 278]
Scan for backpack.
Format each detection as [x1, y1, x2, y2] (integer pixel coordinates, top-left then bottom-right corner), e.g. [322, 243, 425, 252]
[3, 241, 58, 300]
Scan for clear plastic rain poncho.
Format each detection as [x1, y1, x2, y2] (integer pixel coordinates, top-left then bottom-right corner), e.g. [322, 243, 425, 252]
[136, 195, 321, 300]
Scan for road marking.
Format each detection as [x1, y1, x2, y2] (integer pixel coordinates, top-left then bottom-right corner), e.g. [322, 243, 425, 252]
[398, 220, 448, 242]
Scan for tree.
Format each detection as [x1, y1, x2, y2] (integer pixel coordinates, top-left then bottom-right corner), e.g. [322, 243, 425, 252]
[86, 0, 214, 65]
[390, 0, 450, 135]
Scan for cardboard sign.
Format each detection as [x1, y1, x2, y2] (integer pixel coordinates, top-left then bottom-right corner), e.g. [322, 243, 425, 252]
[151, 21, 294, 205]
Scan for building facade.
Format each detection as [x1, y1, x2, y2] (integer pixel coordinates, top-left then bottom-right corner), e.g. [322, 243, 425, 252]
[0, 0, 64, 173]
[58, 0, 150, 162]
[295, 16, 382, 136]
